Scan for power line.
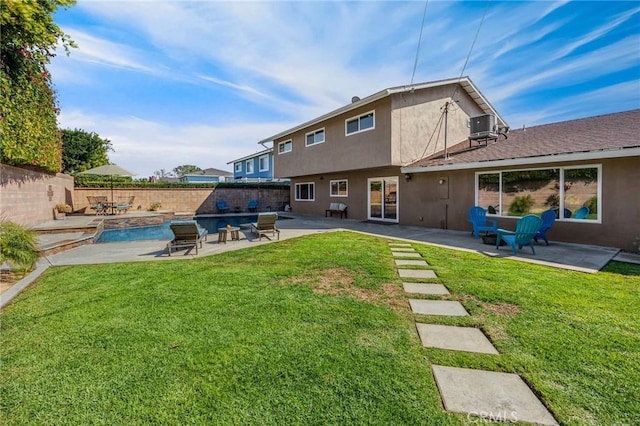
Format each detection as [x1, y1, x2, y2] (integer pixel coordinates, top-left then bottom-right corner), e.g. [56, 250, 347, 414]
[410, 0, 429, 86]
[451, 0, 491, 100]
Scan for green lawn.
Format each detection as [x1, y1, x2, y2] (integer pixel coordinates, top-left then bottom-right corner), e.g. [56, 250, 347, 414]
[1, 232, 638, 425]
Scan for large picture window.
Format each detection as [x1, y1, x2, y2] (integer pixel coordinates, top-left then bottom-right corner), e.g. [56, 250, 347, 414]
[295, 182, 315, 201]
[330, 180, 348, 197]
[476, 165, 600, 221]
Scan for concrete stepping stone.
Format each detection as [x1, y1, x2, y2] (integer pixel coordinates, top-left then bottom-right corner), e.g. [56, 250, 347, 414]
[390, 247, 416, 252]
[388, 243, 411, 247]
[398, 269, 437, 279]
[432, 365, 558, 425]
[392, 252, 422, 258]
[403, 283, 449, 295]
[415, 324, 498, 354]
[395, 259, 429, 266]
[409, 299, 468, 316]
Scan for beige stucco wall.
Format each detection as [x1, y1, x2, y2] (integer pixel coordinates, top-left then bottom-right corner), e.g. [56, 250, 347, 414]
[74, 187, 290, 215]
[288, 156, 640, 251]
[274, 99, 393, 178]
[0, 163, 75, 226]
[390, 83, 485, 165]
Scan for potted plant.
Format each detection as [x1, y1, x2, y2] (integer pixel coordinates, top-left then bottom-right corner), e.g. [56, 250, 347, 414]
[54, 203, 72, 220]
[149, 202, 162, 212]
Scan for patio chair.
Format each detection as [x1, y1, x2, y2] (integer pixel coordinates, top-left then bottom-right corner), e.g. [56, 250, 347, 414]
[248, 199, 258, 212]
[216, 200, 231, 213]
[87, 196, 107, 216]
[167, 221, 208, 256]
[250, 212, 279, 241]
[468, 206, 498, 239]
[574, 206, 590, 219]
[496, 214, 543, 255]
[534, 209, 556, 246]
[116, 196, 135, 214]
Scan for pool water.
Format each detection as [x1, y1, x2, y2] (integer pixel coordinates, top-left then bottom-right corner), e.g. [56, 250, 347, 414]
[96, 216, 261, 243]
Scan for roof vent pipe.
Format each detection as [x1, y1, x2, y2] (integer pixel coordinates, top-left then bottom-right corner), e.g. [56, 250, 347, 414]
[351, 96, 360, 103]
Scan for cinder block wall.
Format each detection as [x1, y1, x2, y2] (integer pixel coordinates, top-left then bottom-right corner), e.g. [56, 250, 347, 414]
[0, 163, 75, 226]
[74, 187, 290, 214]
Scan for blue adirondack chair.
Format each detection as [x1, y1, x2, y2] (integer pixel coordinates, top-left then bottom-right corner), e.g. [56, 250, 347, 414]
[216, 200, 230, 213]
[534, 209, 556, 246]
[574, 206, 590, 219]
[496, 214, 543, 255]
[468, 206, 498, 239]
[247, 199, 258, 212]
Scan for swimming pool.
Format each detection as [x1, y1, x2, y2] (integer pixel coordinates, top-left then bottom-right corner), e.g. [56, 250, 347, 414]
[96, 215, 262, 243]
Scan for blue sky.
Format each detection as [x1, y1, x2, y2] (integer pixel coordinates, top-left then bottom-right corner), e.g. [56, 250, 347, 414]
[51, 1, 640, 178]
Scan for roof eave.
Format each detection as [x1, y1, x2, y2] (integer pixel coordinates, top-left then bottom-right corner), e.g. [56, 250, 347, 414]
[401, 147, 640, 173]
[226, 147, 273, 164]
[258, 76, 506, 144]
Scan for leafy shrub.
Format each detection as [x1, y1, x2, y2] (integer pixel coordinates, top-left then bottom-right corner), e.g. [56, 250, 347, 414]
[0, 221, 38, 274]
[508, 195, 534, 215]
[584, 196, 598, 213]
[55, 203, 72, 213]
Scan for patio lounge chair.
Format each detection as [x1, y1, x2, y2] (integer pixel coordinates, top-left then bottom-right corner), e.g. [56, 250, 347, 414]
[250, 212, 279, 241]
[167, 221, 208, 256]
[87, 196, 107, 215]
[468, 206, 498, 239]
[574, 206, 590, 219]
[116, 196, 135, 214]
[248, 199, 258, 212]
[496, 214, 543, 255]
[534, 209, 556, 246]
[217, 200, 231, 213]
[325, 202, 348, 219]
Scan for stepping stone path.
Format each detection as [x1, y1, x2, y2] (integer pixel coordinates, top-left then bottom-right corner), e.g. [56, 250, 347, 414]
[387, 241, 557, 425]
[395, 259, 429, 266]
[416, 324, 498, 354]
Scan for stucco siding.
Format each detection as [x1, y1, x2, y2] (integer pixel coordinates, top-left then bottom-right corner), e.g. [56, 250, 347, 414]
[390, 83, 486, 166]
[274, 99, 392, 178]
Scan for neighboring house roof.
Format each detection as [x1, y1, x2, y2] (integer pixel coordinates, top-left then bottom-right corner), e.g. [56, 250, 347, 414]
[258, 76, 506, 144]
[226, 148, 273, 165]
[183, 168, 233, 177]
[402, 109, 640, 173]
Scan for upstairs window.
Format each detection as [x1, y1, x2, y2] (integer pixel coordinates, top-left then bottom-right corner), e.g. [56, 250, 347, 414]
[295, 182, 315, 201]
[234, 162, 242, 173]
[278, 140, 292, 154]
[246, 159, 254, 174]
[259, 154, 270, 172]
[346, 111, 375, 135]
[305, 128, 325, 146]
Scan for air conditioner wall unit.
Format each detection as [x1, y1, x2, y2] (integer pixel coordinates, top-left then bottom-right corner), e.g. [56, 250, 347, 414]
[469, 114, 497, 140]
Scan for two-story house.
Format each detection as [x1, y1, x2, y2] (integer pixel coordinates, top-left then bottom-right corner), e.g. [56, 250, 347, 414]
[261, 76, 640, 251]
[228, 148, 275, 181]
[261, 76, 505, 222]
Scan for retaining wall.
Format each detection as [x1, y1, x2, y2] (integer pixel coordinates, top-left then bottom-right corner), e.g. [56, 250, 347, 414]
[0, 163, 75, 226]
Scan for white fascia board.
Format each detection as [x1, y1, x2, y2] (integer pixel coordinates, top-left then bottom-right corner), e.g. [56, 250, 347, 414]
[401, 147, 640, 174]
[226, 147, 273, 165]
[257, 77, 491, 145]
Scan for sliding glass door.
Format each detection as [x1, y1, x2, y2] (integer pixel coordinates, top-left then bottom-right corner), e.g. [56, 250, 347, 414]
[368, 177, 398, 222]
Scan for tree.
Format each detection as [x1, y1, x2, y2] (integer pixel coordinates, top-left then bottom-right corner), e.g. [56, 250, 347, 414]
[60, 128, 112, 173]
[154, 169, 175, 179]
[0, 0, 76, 173]
[173, 165, 202, 177]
